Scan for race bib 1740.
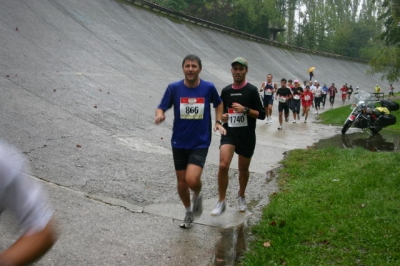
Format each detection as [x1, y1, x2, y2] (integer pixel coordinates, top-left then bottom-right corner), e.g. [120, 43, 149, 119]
[228, 108, 248, 127]
[180, 97, 205, 119]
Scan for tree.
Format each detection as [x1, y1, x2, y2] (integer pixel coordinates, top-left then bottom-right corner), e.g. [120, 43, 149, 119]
[368, 0, 400, 82]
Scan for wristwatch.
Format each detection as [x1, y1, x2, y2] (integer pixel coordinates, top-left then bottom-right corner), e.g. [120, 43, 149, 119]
[216, 120, 224, 125]
[243, 107, 250, 115]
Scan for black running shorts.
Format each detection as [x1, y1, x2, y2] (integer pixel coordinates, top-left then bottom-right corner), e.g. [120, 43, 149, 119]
[172, 148, 209, 171]
[220, 130, 256, 158]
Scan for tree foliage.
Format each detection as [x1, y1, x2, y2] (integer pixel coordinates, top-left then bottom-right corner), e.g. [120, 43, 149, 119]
[149, 0, 388, 62]
[368, 0, 400, 82]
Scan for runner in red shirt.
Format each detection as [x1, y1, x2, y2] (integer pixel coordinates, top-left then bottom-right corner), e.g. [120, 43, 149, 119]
[340, 85, 348, 105]
[300, 85, 314, 123]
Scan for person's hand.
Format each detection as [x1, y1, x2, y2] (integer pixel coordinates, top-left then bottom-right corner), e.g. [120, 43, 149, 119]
[213, 123, 227, 135]
[232, 102, 245, 113]
[155, 109, 165, 124]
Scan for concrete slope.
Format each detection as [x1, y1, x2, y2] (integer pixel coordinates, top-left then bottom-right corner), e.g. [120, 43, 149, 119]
[0, 0, 396, 265]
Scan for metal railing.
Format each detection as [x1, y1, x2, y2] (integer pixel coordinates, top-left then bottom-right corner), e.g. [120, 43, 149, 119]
[123, 0, 368, 63]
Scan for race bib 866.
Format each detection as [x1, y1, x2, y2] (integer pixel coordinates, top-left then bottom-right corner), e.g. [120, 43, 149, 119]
[180, 98, 205, 119]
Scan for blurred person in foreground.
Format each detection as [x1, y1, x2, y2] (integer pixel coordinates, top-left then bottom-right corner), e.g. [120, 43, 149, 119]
[0, 141, 57, 266]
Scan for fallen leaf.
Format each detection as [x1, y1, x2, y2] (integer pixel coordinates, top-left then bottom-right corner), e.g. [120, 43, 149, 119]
[263, 241, 271, 247]
[94, 105, 98, 108]
[98, 89, 102, 92]
[53, 89, 56, 92]
[15, 27, 19, 31]
[270, 221, 276, 226]
[76, 144, 82, 148]
[6, 75, 9, 78]
[216, 258, 225, 262]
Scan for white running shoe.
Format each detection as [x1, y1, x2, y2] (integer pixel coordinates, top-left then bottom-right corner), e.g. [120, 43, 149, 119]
[211, 201, 226, 216]
[238, 195, 247, 212]
[277, 126, 282, 130]
[179, 211, 194, 229]
[292, 120, 297, 123]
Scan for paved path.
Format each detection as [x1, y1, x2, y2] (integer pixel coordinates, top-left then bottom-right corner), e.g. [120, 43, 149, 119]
[0, 0, 395, 265]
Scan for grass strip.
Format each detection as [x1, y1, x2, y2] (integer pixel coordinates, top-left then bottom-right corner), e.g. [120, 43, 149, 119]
[242, 147, 400, 265]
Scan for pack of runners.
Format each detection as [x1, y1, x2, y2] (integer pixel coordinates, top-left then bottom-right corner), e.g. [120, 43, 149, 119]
[155, 55, 382, 229]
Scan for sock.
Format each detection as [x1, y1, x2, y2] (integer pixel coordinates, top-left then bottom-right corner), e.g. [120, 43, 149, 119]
[185, 206, 191, 213]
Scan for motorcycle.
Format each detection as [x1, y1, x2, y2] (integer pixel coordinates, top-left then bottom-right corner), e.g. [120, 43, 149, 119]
[341, 90, 399, 134]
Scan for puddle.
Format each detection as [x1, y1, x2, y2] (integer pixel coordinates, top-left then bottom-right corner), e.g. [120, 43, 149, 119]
[212, 224, 246, 266]
[315, 132, 400, 152]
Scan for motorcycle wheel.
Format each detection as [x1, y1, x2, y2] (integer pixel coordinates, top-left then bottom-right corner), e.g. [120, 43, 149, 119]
[370, 126, 382, 134]
[341, 119, 353, 134]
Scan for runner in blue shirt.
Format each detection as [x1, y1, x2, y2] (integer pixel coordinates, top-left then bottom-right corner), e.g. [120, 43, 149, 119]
[155, 54, 225, 229]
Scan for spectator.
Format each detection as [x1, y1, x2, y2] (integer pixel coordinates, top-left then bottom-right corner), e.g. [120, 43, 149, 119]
[389, 84, 395, 98]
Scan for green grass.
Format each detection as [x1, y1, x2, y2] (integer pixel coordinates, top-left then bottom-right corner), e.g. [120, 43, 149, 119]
[319, 99, 400, 133]
[241, 148, 400, 265]
[241, 98, 400, 265]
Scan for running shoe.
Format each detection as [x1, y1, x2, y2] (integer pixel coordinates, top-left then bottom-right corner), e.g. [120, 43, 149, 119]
[211, 201, 226, 216]
[268, 117, 272, 123]
[179, 211, 194, 229]
[304, 120, 307, 123]
[292, 120, 297, 123]
[238, 194, 247, 212]
[277, 126, 282, 130]
[192, 193, 203, 217]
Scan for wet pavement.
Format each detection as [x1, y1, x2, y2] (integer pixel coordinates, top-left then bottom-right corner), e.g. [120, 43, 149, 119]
[316, 132, 400, 152]
[1, 0, 399, 265]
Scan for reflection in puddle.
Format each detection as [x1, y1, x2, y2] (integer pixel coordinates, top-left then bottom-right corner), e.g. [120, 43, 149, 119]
[315, 132, 400, 152]
[213, 224, 246, 266]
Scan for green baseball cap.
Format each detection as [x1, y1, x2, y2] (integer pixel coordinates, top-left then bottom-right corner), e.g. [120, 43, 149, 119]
[231, 57, 248, 68]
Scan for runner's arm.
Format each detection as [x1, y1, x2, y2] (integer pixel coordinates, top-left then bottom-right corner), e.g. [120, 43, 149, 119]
[259, 82, 265, 92]
[0, 218, 57, 266]
[155, 108, 166, 124]
[213, 102, 226, 135]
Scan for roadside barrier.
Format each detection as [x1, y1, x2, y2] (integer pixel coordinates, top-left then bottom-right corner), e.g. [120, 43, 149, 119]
[124, 0, 368, 63]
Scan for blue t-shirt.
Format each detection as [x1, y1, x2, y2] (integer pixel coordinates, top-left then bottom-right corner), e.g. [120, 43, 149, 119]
[158, 80, 222, 149]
